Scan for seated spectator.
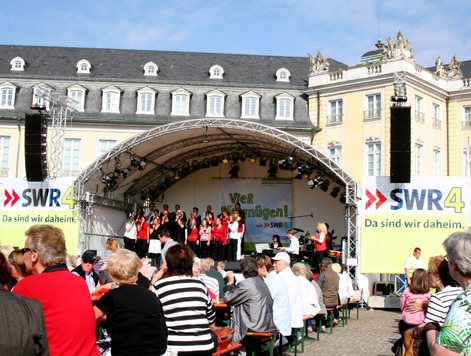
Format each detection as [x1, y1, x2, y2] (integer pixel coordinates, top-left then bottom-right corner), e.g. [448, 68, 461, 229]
[318, 257, 340, 326]
[139, 258, 157, 280]
[292, 263, 320, 324]
[200, 258, 219, 300]
[340, 264, 354, 301]
[305, 265, 327, 332]
[426, 231, 471, 355]
[14, 224, 99, 355]
[66, 253, 77, 271]
[72, 250, 113, 294]
[98, 238, 118, 267]
[224, 257, 278, 354]
[7, 250, 27, 291]
[332, 263, 351, 305]
[193, 256, 201, 278]
[151, 244, 216, 355]
[272, 252, 304, 331]
[217, 261, 227, 278]
[256, 255, 292, 338]
[0, 251, 49, 355]
[94, 249, 167, 356]
[206, 258, 226, 297]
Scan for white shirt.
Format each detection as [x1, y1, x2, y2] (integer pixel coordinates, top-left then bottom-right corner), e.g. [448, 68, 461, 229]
[285, 236, 299, 255]
[228, 221, 239, 239]
[297, 275, 320, 318]
[124, 221, 137, 239]
[72, 271, 100, 294]
[338, 272, 351, 301]
[277, 266, 304, 328]
[144, 209, 156, 224]
[317, 232, 325, 243]
[265, 270, 292, 336]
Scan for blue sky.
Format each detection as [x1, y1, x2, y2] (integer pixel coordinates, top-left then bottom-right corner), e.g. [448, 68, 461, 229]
[1, 0, 469, 67]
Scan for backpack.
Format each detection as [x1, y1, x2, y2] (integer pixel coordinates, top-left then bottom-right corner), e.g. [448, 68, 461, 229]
[326, 232, 333, 250]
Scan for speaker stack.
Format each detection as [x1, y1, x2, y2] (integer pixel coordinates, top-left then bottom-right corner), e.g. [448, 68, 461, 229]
[390, 106, 411, 183]
[25, 113, 48, 182]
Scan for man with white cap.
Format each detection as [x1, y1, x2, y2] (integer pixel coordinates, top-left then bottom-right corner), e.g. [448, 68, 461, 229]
[273, 252, 304, 332]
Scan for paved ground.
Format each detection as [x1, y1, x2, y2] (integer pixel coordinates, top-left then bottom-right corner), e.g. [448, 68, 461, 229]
[299, 308, 402, 356]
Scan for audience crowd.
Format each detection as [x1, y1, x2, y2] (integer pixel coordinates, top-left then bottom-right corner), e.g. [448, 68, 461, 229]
[1, 224, 470, 356]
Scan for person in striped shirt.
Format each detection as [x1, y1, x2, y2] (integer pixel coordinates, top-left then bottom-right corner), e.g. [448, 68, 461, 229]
[152, 244, 216, 355]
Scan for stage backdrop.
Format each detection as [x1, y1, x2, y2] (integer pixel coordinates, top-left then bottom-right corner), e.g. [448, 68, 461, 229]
[361, 176, 469, 274]
[0, 178, 79, 253]
[219, 178, 292, 249]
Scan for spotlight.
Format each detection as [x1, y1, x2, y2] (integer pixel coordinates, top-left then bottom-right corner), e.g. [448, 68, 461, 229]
[293, 163, 310, 179]
[203, 158, 210, 168]
[308, 172, 327, 189]
[268, 158, 277, 167]
[240, 152, 247, 162]
[157, 181, 164, 190]
[102, 174, 117, 186]
[339, 193, 346, 204]
[229, 164, 239, 178]
[268, 165, 278, 178]
[249, 154, 256, 164]
[174, 170, 181, 180]
[131, 156, 146, 171]
[222, 155, 229, 164]
[115, 163, 130, 178]
[211, 157, 219, 167]
[278, 155, 294, 170]
[330, 187, 340, 198]
[259, 156, 267, 166]
[320, 179, 330, 192]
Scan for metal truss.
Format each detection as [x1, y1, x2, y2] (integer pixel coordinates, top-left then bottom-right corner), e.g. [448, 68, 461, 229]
[73, 119, 360, 276]
[36, 85, 77, 177]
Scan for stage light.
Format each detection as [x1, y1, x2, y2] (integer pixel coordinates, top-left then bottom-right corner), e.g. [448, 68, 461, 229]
[330, 187, 340, 198]
[174, 170, 181, 180]
[278, 155, 294, 170]
[157, 181, 164, 190]
[203, 158, 210, 168]
[131, 156, 147, 171]
[211, 157, 219, 167]
[268, 165, 278, 178]
[339, 193, 346, 204]
[268, 158, 277, 167]
[249, 154, 256, 164]
[114, 163, 130, 178]
[320, 179, 330, 192]
[259, 156, 267, 166]
[293, 163, 310, 179]
[102, 174, 117, 186]
[309, 172, 327, 189]
[240, 152, 247, 162]
[222, 155, 229, 164]
[229, 164, 239, 178]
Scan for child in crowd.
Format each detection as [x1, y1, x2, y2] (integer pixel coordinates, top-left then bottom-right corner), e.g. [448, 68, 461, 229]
[217, 261, 227, 278]
[399, 268, 431, 335]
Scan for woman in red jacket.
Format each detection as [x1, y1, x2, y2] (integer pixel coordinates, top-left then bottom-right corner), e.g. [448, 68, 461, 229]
[213, 217, 226, 261]
[311, 222, 328, 273]
[185, 218, 199, 255]
[136, 216, 149, 258]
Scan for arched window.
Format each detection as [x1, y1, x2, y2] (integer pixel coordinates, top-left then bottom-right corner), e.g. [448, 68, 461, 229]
[275, 93, 295, 120]
[10, 57, 25, 71]
[209, 65, 224, 79]
[240, 91, 261, 119]
[276, 68, 291, 82]
[67, 84, 87, 111]
[143, 62, 159, 76]
[206, 90, 226, 118]
[136, 87, 157, 114]
[76, 59, 92, 74]
[171, 88, 191, 115]
[101, 86, 122, 113]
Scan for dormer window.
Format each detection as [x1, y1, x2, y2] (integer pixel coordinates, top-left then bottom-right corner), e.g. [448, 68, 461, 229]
[136, 87, 157, 114]
[67, 84, 87, 112]
[240, 91, 261, 119]
[10, 57, 25, 71]
[32, 83, 52, 110]
[276, 68, 291, 82]
[171, 88, 191, 116]
[209, 65, 224, 79]
[101, 86, 122, 113]
[275, 93, 295, 120]
[76, 59, 91, 74]
[0, 82, 17, 109]
[143, 62, 158, 76]
[206, 90, 226, 118]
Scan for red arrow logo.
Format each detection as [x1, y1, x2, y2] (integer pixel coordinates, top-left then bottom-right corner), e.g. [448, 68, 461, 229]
[365, 189, 387, 210]
[4, 189, 20, 207]
[4, 190, 12, 206]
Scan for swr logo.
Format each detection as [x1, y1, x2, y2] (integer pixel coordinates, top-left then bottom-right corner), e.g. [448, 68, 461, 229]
[365, 189, 387, 210]
[4, 189, 20, 207]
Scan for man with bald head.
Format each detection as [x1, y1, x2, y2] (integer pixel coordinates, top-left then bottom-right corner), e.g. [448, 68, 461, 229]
[14, 224, 99, 356]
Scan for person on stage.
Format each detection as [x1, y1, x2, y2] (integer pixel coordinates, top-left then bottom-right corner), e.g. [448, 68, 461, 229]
[310, 222, 328, 273]
[277, 230, 299, 258]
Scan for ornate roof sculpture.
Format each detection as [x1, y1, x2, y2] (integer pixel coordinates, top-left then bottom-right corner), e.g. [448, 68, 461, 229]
[308, 52, 330, 75]
[376, 31, 415, 62]
[435, 55, 462, 78]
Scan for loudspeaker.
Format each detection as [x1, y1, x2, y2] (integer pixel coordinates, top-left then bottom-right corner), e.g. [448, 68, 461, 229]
[25, 113, 47, 182]
[390, 106, 411, 183]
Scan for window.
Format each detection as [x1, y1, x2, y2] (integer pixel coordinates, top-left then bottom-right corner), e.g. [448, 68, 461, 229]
[63, 138, 81, 177]
[462, 106, 471, 130]
[415, 144, 423, 176]
[329, 147, 342, 165]
[367, 142, 381, 176]
[209, 65, 224, 79]
[171, 88, 191, 116]
[327, 99, 343, 124]
[10, 57, 25, 71]
[433, 150, 440, 176]
[364, 94, 381, 120]
[0, 82, 16, 109]
[101, 86, 121, 113]
[206, 90, 226, 117]
[32, 84, 51, 110]
[275, 93, 294, 120]
[98, 139, 116, 157]
[76, 59, 91, 74]
[67, 84, 86, 112]
[143, 62, 158, 76]
[276, 68, 291, 82]
[0, 136, 11, 177]
[136, 87, 156, 114]
[415, 96, 424, 123]
[240, 91, 261, 119]
[432, 104, 441, 128]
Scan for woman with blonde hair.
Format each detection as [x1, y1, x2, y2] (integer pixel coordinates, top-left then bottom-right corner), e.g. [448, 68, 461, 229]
[7, 250, 27, 290]
[94, 249, 167, 355]
[98, 237, 119, 267]
[310, 222, 329, 273]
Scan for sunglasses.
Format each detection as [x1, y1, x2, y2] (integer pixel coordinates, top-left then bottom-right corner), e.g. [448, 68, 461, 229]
[21, 248, 31, 254]
[83, 260, 95, 264]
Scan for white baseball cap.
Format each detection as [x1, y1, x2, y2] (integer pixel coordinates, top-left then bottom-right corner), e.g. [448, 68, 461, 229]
[273, 252, 290, 264]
